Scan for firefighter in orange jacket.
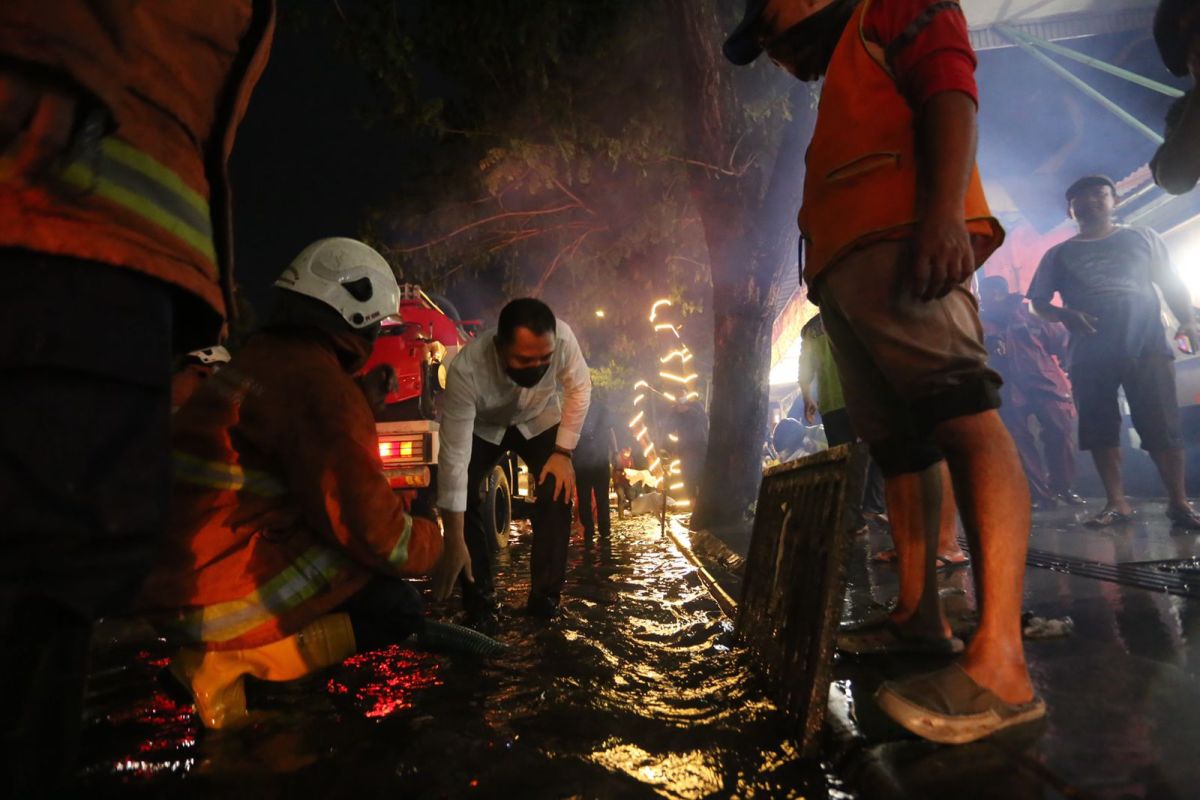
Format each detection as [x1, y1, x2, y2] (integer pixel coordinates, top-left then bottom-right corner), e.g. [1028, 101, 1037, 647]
[139, 238, 444, 729]
[0, 2, 273, 790]
[724, 0, 1041, 744]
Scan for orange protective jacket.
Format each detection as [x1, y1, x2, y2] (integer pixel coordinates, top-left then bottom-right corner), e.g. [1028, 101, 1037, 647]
[0, 1, 275, 346]
[797, 0, 1003, 283]
[141, 329, 443, 651]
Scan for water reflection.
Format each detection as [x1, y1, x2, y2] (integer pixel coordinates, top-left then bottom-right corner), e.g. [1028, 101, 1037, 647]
[81, 517, 837, 797]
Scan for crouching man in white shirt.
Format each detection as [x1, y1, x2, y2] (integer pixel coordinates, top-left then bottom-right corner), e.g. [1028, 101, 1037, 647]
[430, 298, 591, 622]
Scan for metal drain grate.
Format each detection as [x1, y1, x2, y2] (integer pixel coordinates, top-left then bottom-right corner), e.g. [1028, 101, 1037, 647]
[737, 443, 868, 756]
[1025, 547, 1200, 598]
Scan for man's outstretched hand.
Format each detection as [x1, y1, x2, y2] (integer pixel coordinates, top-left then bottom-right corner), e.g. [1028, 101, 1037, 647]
[431, 511, 472, 601]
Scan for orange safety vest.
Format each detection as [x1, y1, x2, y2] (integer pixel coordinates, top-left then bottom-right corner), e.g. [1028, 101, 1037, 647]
[140, 330, 443, 651]
[797, 0, 1003, 283]
[0, 1, 275, 346]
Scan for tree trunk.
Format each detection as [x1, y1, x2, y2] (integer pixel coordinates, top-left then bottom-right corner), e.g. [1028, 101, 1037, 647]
[668, 0, 812, 532]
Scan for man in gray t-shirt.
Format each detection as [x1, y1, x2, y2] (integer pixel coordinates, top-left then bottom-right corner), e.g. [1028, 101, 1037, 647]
[1028, 174, 1200, 529]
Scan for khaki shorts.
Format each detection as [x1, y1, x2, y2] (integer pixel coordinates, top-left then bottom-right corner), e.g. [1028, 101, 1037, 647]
[814, 240, 1002, 448]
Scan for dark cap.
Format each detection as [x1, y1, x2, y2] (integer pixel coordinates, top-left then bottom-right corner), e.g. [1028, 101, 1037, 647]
[1155, 0, 1197, 78]
[724, 0, 770, 65]
[1065, 175, 1117, 203]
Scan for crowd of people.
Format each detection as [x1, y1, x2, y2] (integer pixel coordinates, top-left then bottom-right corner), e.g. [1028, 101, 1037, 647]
[4, 0, 1200, 793]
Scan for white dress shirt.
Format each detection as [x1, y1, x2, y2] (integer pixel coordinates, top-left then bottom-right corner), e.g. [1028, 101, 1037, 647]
[437, 319, 591, 512]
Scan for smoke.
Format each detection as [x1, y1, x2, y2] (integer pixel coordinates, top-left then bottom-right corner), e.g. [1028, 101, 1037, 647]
[975, 29, 1184, 235]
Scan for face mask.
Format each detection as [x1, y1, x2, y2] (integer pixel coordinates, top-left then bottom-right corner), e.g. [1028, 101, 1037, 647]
[765, 0, 856, 80]
[506, 363, 550, 388]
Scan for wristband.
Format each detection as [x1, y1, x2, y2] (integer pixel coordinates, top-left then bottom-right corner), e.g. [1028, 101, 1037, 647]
[553, 445, 574, 458]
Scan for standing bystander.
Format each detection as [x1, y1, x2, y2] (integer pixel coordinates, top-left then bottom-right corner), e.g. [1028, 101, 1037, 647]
[979, 276, 1081, 509]
[576, 387, 616, 544]
[725, 0, 1040, 744]
[1028, 175, 1200, 529]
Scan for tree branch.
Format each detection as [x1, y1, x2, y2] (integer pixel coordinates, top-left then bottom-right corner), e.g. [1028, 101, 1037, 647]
[397, 203, 584, 253]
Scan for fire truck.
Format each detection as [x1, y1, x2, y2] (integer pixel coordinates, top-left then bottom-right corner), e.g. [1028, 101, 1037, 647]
[360, 285, 530, 547]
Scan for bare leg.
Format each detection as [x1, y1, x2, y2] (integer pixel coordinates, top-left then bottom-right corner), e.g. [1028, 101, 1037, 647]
[1090, 448, 1133, 515]
[1148, 447, 1194, 512]
[886, 464, 952, 638]
[931, 410, 1033, 704]
[935, 461, 968, 563]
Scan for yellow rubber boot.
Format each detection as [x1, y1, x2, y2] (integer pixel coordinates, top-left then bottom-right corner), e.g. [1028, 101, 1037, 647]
[169, 613, 357, 729]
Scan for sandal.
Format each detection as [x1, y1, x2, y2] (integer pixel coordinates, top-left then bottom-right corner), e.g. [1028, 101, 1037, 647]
[875, 663, 1046, 745]
[836, 616, 964, 656]
[1083, 508, 1134, 528]
[936, 553, 970, 571]
[1167, 506, 1200, 530]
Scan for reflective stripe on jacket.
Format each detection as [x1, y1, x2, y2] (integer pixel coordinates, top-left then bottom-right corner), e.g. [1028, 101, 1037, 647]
[0, 1, 275, 346]
[140, 330, 443, 651]
[797, 0, 1003, 283]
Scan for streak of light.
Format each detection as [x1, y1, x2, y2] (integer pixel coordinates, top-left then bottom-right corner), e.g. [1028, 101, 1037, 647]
[628, 410, 645, 428]
[659, 371, 698, 384]
[649, 299, 672, 322]
[633, 394, 645, 406]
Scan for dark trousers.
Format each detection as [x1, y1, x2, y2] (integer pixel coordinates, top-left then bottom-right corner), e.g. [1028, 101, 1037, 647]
[1001, 395, 1076, 500]
[338, 578, 426, 650]
[576, 462, 611, 540]
[461, 424, 572, 611]
[821, 407, 886, 516]
[0, 252, 174, 794]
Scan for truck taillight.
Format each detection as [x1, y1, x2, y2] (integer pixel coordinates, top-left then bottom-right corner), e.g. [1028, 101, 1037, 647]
[378, 433, 427, 466]
[378, 440, 415, 459]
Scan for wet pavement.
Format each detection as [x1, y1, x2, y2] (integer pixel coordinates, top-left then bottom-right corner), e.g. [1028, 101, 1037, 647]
[79, 516, 851, 799]
[77, 497, 1200, 799]
[827, 498, 1200, 800]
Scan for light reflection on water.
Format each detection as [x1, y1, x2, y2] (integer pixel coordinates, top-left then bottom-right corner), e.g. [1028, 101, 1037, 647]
[81, 518, 842, 797]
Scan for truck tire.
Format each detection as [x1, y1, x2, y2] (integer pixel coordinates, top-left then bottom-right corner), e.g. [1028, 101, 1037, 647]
[418, 362, 439, 419]
[484, 464, 511, 552]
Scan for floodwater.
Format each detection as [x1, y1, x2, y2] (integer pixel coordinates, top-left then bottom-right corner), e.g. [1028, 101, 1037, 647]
[79, 517, 851, 799]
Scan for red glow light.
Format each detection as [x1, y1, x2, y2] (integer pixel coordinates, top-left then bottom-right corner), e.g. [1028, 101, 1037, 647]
[325, 644, 442, 720]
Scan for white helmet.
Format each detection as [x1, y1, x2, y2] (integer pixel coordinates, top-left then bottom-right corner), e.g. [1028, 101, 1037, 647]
[274, 237, 401, 329]
[187, 345, 231, 365]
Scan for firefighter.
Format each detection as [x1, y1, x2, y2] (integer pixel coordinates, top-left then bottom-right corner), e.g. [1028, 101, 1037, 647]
[139, 238, 444, 730]
[725, 0, 1041, 744]
[0, 2, 274, 789]
[172, 346, 232, 413]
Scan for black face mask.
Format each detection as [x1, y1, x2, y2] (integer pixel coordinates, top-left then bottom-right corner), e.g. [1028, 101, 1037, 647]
[765, 0, 858, 81]
[506, 363, 550, 388]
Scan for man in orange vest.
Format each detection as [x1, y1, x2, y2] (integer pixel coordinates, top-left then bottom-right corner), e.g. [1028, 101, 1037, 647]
[0, 2, 273, 789]
[725, 0, 1041, 743]
[140, 238, 444, 730]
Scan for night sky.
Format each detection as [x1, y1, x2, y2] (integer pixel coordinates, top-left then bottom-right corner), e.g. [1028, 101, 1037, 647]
[229, 2, 408, 319]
